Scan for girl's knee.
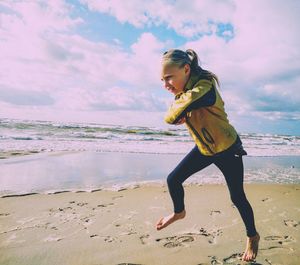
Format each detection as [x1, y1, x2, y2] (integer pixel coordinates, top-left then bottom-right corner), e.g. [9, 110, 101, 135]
[167, 172, 181, 187]
[230, 192, 247, 207]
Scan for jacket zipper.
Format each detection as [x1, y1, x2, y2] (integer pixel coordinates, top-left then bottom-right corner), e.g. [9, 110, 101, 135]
[186, 119, 214, 155]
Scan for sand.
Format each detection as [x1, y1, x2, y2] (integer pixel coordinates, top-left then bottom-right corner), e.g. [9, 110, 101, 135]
[0, 184, 299, 265]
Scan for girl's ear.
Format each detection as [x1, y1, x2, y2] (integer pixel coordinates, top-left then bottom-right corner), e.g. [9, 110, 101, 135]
[184, 64, 191, 75]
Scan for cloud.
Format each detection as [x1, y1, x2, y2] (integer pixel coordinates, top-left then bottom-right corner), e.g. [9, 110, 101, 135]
[0, 1, 83, 60]
[90, 86, 166, 112]
[0, 86, 54, 106]
[0, 2, 167, 114]
[80, 0, 236, 38]
[79, 0, 157, 28]
[79, 0, 300, 124]
[251, 76, 300, 114]
[180, 0, 300, 123]
[0, 1, 84, 93]
[0, 0, 299, 134]
[128, 32, 165, 87]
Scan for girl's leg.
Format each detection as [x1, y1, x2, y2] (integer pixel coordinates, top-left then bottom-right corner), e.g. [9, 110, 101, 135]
[214, 153, 259, 261]
[156, 145, 213, 230]
[167, 145, 213, 213]
[214, 154, 257, 237]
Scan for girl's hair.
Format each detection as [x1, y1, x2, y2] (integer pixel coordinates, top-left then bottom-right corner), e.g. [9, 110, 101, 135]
[162, 48, 220, 86]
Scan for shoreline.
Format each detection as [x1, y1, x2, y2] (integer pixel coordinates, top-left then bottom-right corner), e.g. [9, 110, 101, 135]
[1, 184, 299, 265]
[1, 151, 299, 197]
[1, 149, 300, 160]
[0, 181, 299, 199]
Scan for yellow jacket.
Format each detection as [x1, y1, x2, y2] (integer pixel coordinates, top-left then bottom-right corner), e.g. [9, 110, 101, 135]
[164, 73, 239, 156]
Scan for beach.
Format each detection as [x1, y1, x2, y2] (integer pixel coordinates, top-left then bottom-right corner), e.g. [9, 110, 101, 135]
[0, 120, 299, 264]
[0, 183, 299, 265]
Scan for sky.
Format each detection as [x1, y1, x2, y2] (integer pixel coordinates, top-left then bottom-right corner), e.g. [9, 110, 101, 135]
[0, 0, 299, 135]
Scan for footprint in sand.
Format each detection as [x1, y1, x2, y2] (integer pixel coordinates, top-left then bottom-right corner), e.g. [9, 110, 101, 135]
[112, 195, 124, 200]
[80, 216, 93, 224]
[262, 197, 271, 202]
[96, 203, 114, 208]
[119, 226, 137, 236]
[265, 258, 285, 265]
[43, 235, 63, 242]
[184, 228, 222, 245]
[198, 228, 213, 244]
[222, 253, 243, 263]
[198, 227, 210, 236]
[102, 235, 122, 243]
[284, 219, 299, 227]
[264, 235, 295, 245]
[90, 202, 115, 212]
[59, 207, 72, 211]
[156, 235, 194, 248]
[265, 258, 272, 265]
[49, 206, 73, 214]
[77, 202, 88, 207]
[210, 210, 221, 216]
[200, 228, 222, 244]
[0, 213, 10, 217]
[260, 239, 295, 255]
[139, 234, 150, 245]
[209, 256, 223, 265]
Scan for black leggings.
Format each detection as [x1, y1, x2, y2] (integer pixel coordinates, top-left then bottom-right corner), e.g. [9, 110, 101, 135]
[167, 145, 257, 237]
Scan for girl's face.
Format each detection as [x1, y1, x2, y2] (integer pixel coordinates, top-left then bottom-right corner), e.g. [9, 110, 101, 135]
[161, 63, 191, 96]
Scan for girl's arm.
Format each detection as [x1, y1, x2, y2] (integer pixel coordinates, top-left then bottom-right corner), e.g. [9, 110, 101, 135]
[164, 79, 216, 125]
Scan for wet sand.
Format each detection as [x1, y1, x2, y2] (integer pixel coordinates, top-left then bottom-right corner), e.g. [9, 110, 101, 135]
[0, 184, 299, 265]
[0, 150, 44, 160]
[1, 151, 299, 197]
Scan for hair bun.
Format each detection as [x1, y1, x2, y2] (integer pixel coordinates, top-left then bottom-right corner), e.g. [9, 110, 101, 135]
[185, 49, 193, 60]
[185, 49, 199, 69]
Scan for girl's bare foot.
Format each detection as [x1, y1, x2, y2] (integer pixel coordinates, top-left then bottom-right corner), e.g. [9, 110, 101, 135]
[242, 233, 260, 261]
[156, 209, 186, 230]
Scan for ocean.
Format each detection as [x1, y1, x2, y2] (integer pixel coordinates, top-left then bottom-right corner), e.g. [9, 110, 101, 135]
[1, 118, 299, 156]
[0, 118, 299, 196]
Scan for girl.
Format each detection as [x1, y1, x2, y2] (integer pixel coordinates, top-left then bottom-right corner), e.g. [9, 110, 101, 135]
[156, 49, 260, 262]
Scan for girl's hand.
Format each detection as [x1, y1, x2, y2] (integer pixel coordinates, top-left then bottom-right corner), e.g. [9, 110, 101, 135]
[175, 117, 186, 125]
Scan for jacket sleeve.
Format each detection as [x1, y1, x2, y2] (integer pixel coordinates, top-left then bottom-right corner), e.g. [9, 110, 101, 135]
[164, 79, 215, 124]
